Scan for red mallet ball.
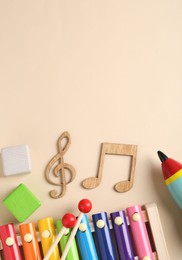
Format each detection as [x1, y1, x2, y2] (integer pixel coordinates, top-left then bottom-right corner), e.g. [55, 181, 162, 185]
[78, 199, 92, 213]
[62, 213, 76, 228]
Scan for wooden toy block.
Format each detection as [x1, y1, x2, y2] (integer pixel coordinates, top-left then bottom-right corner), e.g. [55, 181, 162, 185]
[1, 144, 32, 176]
[3, 184, 41, 222]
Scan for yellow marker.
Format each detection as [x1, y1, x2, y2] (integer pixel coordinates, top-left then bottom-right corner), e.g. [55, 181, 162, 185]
[37, 217, 60, 260]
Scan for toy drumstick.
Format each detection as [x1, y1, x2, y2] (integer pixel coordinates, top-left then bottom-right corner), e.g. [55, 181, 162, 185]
[43, 199, 92, 260]
[61, 199, 92, 260]
[43, 213, 76, 260]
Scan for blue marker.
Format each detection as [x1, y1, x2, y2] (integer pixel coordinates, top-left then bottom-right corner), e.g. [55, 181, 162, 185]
[158, 151, 182, 209]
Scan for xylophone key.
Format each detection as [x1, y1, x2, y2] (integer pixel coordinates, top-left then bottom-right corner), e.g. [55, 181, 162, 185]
[92, 212, 116, 260]
[19, 222, 42, 260]
[37, 217, 60, 260]
[43, 213, 76, 260]
[110, 210, 135, 260]
[0, 223, 22, 260]
[76, 214, 98, 260]
[56, 219, 79, 260]
[60, 199, 92, 260]
[126, 205, 154, 260]
[43, 199, 92, 260]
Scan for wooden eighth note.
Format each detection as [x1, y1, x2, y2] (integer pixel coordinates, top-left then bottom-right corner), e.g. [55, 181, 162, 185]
[45, 131, 76, 199]
[82, 143, 137, 192]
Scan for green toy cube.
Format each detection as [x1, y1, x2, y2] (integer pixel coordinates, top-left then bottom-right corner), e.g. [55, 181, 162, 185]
[3, 184, 41, 222]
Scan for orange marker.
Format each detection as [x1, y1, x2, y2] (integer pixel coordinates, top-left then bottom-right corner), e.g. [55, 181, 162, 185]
[19, 222, 42, 260]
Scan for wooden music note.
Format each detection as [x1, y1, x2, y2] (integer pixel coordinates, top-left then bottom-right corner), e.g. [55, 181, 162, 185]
[82, 143, 137, 192]
[45, 131, 76, 199]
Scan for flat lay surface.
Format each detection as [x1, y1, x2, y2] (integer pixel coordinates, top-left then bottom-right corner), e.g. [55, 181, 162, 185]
[0, 1, 182, 259]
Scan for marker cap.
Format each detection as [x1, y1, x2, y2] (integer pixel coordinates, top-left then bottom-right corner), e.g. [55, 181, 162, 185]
[162, 158, 182, 180]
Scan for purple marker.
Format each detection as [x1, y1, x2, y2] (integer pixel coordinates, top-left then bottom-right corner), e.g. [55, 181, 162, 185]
[110, 211, 135, 260]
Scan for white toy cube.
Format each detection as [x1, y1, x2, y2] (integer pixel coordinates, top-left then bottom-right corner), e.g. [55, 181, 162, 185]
[1, 144, 32, 176]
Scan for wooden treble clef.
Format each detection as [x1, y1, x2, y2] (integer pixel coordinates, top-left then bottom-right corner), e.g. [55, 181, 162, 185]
[45, 131, 76, 199]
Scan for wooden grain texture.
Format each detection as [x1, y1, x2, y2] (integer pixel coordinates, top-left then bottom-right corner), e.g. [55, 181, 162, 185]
[82, 143, 137, 192]
[45, 131, 76, 199]
[145, 203, 170, 260]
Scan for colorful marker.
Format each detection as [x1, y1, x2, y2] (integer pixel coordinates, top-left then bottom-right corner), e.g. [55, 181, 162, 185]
[158, 151, 182, 209]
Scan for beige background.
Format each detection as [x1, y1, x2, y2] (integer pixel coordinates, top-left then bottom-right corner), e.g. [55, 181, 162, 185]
[0, 0, 182, 259]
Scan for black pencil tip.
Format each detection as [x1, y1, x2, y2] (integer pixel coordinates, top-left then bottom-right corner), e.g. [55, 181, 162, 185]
[157, 151, 168, 162]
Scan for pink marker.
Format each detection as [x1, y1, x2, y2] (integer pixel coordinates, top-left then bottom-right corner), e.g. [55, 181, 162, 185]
[126, 205, 154, 260]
